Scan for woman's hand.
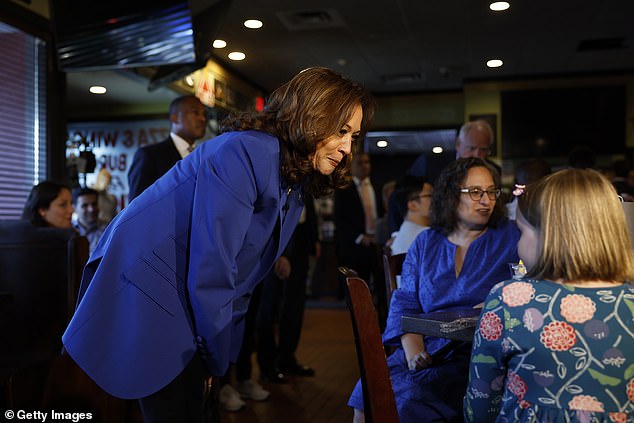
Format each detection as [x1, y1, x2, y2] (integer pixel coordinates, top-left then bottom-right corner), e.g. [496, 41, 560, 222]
[407, 350, 432, 371]
[401, 333, 431, 371]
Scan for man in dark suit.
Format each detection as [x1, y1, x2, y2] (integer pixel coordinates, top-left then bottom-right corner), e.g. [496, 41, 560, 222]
[127, 95, 207, 201]
[334, 153, 385, 320]
[256, 195, 320, 382]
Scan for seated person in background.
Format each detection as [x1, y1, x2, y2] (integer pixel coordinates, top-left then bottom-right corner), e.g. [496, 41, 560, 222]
[389, 175, 433, 256]
[22, 180, 74, 229]
[72, 187, 108, 255]
[348, 158, 520, 422]
[506, 158, 551, 220]
[464, 169, 634, 423]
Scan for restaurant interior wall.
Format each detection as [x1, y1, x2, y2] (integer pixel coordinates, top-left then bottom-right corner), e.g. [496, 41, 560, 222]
[0, 0, 66, 219]
[463, 74, 634, 182]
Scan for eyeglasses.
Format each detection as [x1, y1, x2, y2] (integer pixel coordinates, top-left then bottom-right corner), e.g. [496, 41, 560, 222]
[460, 187, 501, 201]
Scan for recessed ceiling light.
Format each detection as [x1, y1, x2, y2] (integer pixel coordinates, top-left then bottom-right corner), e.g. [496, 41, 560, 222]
[228, 51, 246, 61]
[89, 86, 106, 94]
[432, 146, 443, 154]
[244, 19, 263, 29]
[489, 2, 510, 11]
[213, 39, 227, 48]
[376, 140, 388, 148]
[486, 59, 504, 68]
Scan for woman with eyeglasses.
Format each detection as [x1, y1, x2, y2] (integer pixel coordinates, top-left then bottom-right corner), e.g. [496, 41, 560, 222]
[464, 168, 634, 422]
[349, 157, 520, 422]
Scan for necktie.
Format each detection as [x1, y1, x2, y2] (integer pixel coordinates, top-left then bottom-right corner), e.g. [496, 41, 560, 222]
[360, 179, 376, 235]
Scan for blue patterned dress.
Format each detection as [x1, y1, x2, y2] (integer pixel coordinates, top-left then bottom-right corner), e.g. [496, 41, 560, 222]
[348, 219, 520, 422]
[464, 279, 634, 422]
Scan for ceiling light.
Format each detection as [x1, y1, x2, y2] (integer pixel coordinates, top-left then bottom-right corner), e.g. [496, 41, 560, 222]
[228, 51, 246, 61]
[244, 19, 263, 29]
[489, 2, 510, 11]
[486, 59, 503, 68]
[213, 39, 227, 48]
[376, 140, 388, 148]
[432, 146, 443, 154]
[89, 86, 106, 94]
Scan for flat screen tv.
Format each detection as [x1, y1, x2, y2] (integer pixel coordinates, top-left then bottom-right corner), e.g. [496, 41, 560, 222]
[51, 0, 231, 73]
[501, 85, 626, 159]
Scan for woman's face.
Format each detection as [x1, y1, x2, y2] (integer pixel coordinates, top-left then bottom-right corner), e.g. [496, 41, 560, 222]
[456, 166, 496, 229]
[39, 188, 74, 229]
[516, 209, 539, 270]
[312, 104, 363, 175]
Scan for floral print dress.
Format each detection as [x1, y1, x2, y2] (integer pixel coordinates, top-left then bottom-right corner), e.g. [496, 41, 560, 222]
[464, 279, 634, 422]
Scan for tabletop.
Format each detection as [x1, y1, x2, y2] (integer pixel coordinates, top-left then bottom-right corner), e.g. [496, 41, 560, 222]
[401, 307, 481, 342]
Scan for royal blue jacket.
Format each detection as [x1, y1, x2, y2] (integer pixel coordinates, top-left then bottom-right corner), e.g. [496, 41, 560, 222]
[63, 130, 303, 399]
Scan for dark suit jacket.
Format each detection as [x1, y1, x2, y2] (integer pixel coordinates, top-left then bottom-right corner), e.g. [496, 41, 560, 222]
[63, 130, 303, 399]
[334, 181, 382, 278]
[127, 137, 182, 202]
[334, 181, 382, 250]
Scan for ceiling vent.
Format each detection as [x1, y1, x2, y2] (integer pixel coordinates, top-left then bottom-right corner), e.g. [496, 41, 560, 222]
[276, 9, 345, 31]
[381, 72, 424, 85]
[577, 37, 626, 51]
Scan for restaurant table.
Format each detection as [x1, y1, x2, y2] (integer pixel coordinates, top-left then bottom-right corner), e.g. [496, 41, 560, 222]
[401, 307, 481, 342]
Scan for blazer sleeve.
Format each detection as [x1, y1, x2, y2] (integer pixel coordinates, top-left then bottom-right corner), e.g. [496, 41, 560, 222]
[186, 134, 275, 374]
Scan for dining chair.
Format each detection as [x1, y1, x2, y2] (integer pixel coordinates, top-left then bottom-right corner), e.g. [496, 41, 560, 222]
[344, 271, 399, 423]
[383, 251, 406, 309]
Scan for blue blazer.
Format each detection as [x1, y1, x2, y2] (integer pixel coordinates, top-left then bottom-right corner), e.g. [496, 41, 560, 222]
[63, 130, 303, 399]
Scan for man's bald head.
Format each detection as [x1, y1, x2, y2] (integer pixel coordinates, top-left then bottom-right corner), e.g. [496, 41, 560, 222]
[456, 120, 494, 159]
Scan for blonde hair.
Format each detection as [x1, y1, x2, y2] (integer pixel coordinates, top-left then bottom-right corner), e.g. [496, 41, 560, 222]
[518, 168, 634, 282]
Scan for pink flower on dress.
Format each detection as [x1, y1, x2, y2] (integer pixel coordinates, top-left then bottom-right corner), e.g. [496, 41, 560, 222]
[540, 321, 576, 351]
[627, 378, 634, 402]
[519, 399, 531, 409]
[502, 282, 535, 307]
[560, 294, 596, 323]
[609, 412, 627, 423]
[480, 311, 503, 341]
[507, 371, 528, 399]
[568, 395, 604, 412]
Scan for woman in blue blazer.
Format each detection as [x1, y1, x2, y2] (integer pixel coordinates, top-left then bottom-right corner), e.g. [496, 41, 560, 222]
[62, 67, 374, 422]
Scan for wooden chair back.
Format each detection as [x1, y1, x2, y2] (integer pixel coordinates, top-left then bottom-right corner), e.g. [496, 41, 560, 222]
[345, 275, 399, 423]
[383, 251, 406, 308]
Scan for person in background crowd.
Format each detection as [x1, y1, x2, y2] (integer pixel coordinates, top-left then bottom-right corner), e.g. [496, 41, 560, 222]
[349, 158, 519, 422]
[257, 196, 320, 381]
[127, 95, 207, 201]
[464, 168, 634, 422]
[374, 180, 397, 248]
[506, 158, 552, 220]
[63, 67, 374, 423]
[335, 152, 384, 320]
[388, 175, 432, 256]
[72, 187, 108, 255]
[93, 168, 118, 223]
[22, 180, 74, 229]
[388, 119, 501, 233]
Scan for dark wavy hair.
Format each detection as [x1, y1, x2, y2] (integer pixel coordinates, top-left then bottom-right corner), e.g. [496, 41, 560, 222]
[220, 67, 375, 196]
[22, 180, 71, 227]
[430, 158, 505, 234]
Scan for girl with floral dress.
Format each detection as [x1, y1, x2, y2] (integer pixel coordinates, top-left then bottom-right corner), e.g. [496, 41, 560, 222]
[464, 168, 634, 422]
